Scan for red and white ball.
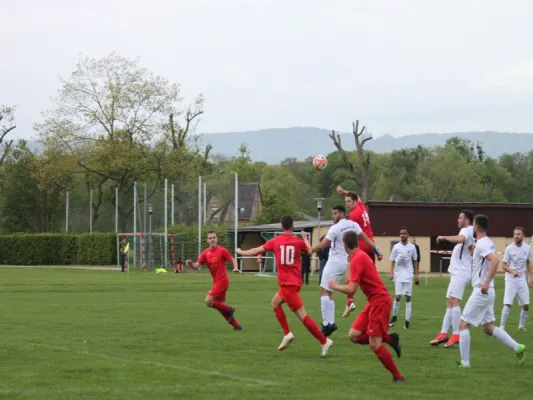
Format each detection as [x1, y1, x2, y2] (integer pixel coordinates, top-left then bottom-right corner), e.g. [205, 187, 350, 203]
[312, 154, 328, 171]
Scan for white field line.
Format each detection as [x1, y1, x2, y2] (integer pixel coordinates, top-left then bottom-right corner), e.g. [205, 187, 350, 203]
[0, 385, 186, 395]
[34, 343, 278, 386]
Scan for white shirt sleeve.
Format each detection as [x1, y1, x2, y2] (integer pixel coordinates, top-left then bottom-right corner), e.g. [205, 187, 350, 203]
[325, 225, 337, 243]
[502, 246, 511, 264]
[389, 245, 397, 261]
[350, 221, 363, 235]
[458, 227, 469, 242]
[479, 239, 495, 259]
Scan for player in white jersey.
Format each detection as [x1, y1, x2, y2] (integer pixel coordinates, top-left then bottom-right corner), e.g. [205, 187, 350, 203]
[499, 227, 532, 331]
[389, 227, 418, 329]
[429, 209, 475, 348]
[311, 205, 382, 337]
[457, 214, 526, 368]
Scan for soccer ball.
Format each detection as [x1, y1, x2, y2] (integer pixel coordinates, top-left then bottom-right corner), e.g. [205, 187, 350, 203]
[312, 155, 328, 171]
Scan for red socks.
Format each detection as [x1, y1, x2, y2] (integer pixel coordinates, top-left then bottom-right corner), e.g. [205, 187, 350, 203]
[216, 309, 240, 328]
[347, 294, 354, 306]
[274, 306, 291, 335]
[303, 316, 327, 345]
[212, 300, 232, 313]
[382, 332, 392, 346]
[375, 345, 402, 379]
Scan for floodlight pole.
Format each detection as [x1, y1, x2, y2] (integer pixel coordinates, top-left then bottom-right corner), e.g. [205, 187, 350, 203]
[314, 197, 324, 273]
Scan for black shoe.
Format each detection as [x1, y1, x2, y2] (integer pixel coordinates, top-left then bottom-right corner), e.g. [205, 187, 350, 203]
[393, 376, 405, 383]
[233, 325, 243, 331]
[404, 321, 410, 329]
[390, 333, 401, 358]
[321, 323, 338, 337]
[389, 316, 397, 327]
[227, 307, 235, 324]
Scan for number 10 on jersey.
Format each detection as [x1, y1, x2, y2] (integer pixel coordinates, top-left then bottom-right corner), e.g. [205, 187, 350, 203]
[280, 245, 295, 265]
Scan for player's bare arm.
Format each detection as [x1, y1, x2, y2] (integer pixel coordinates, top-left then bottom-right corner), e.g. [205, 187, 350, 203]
[527, 258, 532, 287]
[502, 261, 519, 277]
[300, 231, 312, 254]
[230, 257, 240, 273]
[358, 232, 383, 261]
[236, 246, 265, 257]
[329, 280, 358, 295]
[390, 261, 395, 280]
[311, 236, 331, 253]
[336, 185, 358, 198]
[186, 260, 200, 269]
[415, 261, 420, 280]
[436, 234, 466, 244]
[480, 253, 499, 294]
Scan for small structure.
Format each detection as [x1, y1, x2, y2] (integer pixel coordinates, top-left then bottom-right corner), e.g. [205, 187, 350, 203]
[208, 183, 262, 225]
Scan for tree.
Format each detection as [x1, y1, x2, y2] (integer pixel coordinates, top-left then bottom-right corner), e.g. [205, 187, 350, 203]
[329, 120, 373, 201]
[35, 53, 199, 230]
[0, 105, 16, 168]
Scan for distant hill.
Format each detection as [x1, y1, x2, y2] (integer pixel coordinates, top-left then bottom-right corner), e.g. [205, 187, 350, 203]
[198, 128, 533, 163]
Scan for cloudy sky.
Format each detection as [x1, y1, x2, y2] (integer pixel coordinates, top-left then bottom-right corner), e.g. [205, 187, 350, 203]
[2, 0, 533, 140]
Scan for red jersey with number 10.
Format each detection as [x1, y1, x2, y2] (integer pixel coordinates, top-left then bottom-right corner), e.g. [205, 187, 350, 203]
[349, 249, 389, 302]
[197, 246, 232, 283]
[263, 233, 309, 288]
[349, 200, 374, 239]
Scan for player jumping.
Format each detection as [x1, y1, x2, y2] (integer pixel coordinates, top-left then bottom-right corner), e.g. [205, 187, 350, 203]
[457, 215, 526, 368]
[329, 230, 404, 383]
[236, 216, 334, 356]
[311, 205, 382, 337]
[500, 227, 532, 331]
[337, 186, 377, 318]
[186, 231, 242, 331]
[429, 209, 475, 348]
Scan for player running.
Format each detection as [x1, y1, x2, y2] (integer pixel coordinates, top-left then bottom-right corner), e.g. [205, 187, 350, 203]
[329, 230, 404, 383]
[236, 216, 333, 356]
[429, 209, 475, 348]
[186, 231, 242, 331]
[337, 186, 376, 318]
[499, 227, 532, 331]
[457, 215, 526, 368]
[311, 205, 382, 337]
[389, 227, 418, 329]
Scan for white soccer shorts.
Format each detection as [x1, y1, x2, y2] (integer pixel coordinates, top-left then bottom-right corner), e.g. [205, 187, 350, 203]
[395, 280, 413, 296]
[446, 275, 470, 300]
[503, 279, 530, 306]
[461, 287, 496, 327]
[320, 261, 347, 292]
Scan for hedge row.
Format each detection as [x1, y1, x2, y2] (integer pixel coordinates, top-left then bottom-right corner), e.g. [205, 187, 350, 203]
[0, 225, 231, 266]
[0, 233, 116, 265]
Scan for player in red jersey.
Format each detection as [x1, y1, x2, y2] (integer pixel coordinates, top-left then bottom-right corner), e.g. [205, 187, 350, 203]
[329, 230, 404, 383]
[237, 215, 334, 356]
[186, 231, 242, 330]
[337, 186, 376, 317]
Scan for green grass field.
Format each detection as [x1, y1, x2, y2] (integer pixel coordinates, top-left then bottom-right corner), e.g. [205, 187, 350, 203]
[1, 268, 533, 400]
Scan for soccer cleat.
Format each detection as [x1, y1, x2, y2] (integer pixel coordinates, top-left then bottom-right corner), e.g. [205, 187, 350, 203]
[278, 332, 295, 351]
[404, 321, 410, 329]
[233, 325, 243, 331]
[321, 338, 333, 356]
[389, 316, 397, 327]
[321, 323, 338, 337]
[456, 361, 470, 368]
[343, 303, 356, 318]
[393, 376, 405, 383]
[430, 333, 448, 346]
[519, 327, 527, 332]
[444, 334, 460, 348]
[517, 344, 526, 367]
[227, 307, 235, 323]
[390, 333, 401, 358]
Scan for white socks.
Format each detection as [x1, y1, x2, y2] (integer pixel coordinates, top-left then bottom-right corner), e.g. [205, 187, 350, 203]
[459, 329, 471, 366]
[393, 300, 400, 317]
[441, 308, 452, 334]
[500, 306, 511, 329]
[321, 296, 335, 325]
[451, 306, 461, 335]
[519, 309, 528, 329]
[492, 327, 519, 352]
[405, 302, 412, 321]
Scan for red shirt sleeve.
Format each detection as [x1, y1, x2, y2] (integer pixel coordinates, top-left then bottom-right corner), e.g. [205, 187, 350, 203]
[197, 250, 206, 265]
[263, 239, 274, 252]
[349, 255, 363, 283]
[222, 247, 233, 261]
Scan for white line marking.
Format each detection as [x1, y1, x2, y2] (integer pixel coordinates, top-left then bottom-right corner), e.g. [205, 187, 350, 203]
[0, 385, 186, 395]
[35, 344, 278, 386]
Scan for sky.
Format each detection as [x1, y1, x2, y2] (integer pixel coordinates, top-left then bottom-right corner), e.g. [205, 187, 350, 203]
[2, 0, 533, 140]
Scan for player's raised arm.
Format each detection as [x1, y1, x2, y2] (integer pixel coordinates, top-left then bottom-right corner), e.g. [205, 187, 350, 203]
[336, 185, 358, 198]
[236, 245, 266, 257]
[300, 231, 312, 254]
[436, 234, 466, 244]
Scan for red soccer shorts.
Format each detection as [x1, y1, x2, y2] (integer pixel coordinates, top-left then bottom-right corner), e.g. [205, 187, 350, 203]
[278, 285, 303, 312]
[359, 241, 376, 264]
[208, 279, 229, 302]
[352, 297, 392, 338]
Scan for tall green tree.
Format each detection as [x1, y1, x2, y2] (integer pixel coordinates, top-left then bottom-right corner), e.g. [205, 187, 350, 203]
[0, 105, 16, 168]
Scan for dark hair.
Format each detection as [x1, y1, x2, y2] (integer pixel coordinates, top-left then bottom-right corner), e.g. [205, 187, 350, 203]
[207, 231, 217, 236]
[515, 226, 525, 235]
[399, 227, 409, 234]
[343, 231, 359, 249]
[333, 205, 346, 214]
[281, 215, 294, 230]
[346, 192, 359, 201]
[474, 214, 489, 231]
[460, 209, 474, 224]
